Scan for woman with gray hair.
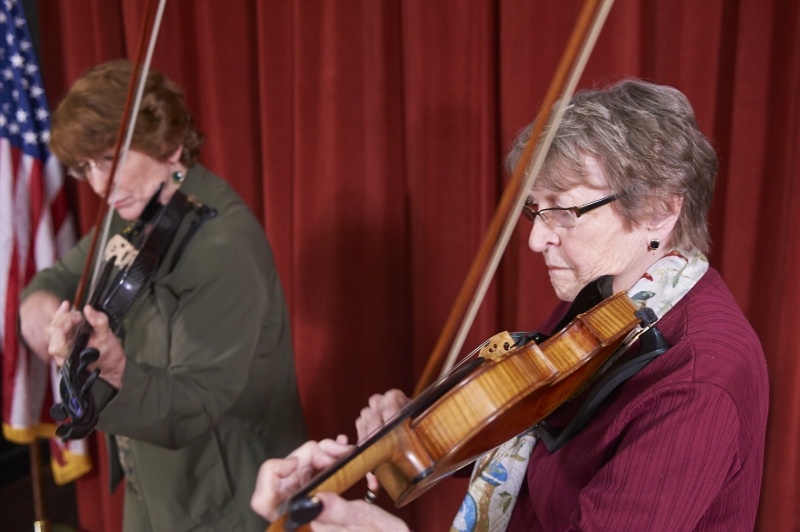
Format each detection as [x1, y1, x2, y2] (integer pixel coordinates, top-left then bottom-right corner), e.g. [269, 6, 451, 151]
[251, 80, 768, 531]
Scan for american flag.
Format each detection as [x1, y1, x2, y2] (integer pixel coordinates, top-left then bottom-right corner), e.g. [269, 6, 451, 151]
[0, 0, 90, 484]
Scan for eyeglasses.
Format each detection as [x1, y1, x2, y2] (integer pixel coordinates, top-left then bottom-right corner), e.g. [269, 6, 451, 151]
[67, 155, 115, 180]
[521, 193, 618, 228]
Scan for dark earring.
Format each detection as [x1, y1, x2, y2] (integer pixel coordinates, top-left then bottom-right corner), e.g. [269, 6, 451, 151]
[648, 238, 660, 251]
[172, 170, 185, 183]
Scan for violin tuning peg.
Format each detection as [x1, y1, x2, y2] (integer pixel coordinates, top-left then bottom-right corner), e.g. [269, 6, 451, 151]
[50, 402, 69, 422]
[55, 423, 73, 440]
[79, 347, 100, 364]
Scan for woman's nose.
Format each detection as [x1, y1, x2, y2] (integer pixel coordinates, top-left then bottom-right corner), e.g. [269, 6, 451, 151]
[528, 218, 558, 252]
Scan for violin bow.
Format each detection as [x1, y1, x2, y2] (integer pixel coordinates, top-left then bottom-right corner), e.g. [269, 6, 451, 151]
[414, 0, 615, 396]
[29, 1, 169, 526]
[73, 0, 168, 307]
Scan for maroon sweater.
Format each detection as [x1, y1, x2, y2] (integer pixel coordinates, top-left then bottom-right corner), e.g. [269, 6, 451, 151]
[506, 268, 768, 531]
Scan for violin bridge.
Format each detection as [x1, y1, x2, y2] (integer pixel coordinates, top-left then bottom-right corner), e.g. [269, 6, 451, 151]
[478, 331, 516, 361]
[105, 234, 138, 267]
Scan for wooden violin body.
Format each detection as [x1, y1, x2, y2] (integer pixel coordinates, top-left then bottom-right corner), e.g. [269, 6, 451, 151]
[272, 286, 641, 530]
[380, 289, 639, 504]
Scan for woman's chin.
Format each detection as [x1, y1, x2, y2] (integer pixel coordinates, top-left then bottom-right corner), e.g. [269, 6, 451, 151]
[549, 272, 579, 302]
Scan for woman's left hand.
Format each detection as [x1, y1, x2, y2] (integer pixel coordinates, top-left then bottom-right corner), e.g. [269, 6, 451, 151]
[81, 304, 127, 388]
[46, 302, 127, 389]
[355, 389, 411, 493]
[44, 300, 82, 365]
[251, 436, 354, 522]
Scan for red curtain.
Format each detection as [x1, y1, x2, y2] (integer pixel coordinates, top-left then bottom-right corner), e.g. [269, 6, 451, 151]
[33, 1, 799, 530]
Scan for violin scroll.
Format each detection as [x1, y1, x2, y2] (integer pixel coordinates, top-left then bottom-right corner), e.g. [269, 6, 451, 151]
[50, 344, 101, 440]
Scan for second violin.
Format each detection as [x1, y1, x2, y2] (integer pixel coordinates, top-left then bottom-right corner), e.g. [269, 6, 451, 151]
[270, 279, 646, 530]
[50, 185, 205, 440]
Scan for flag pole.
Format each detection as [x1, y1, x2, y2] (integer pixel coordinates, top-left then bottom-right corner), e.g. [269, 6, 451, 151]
[29, 440, 50, 532]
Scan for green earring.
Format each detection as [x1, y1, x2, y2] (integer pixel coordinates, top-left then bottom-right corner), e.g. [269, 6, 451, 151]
[172, 170, 185, 183]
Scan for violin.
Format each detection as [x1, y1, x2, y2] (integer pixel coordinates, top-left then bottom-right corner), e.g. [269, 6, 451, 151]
[50, 184, 201, 440]
[269, 278, 646, 530]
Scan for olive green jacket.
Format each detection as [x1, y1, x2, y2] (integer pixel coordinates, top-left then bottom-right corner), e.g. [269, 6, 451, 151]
[24, 165, 307, 530]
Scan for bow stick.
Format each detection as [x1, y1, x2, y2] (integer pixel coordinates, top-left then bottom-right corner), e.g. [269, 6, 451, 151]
[414, 0, 615, 395]
[74, 0, 168, 306]
[29, 1, 169, 529]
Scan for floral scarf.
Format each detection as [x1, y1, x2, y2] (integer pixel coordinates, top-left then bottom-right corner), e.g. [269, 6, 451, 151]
[450, 249, 708, 532]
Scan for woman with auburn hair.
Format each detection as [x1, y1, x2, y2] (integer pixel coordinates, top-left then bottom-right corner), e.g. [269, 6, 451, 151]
[21, 60, 307, 531]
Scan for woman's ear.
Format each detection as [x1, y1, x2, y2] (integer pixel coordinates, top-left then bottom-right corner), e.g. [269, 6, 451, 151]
[650, 195, 684, 238]
[168, 145, 184, 165]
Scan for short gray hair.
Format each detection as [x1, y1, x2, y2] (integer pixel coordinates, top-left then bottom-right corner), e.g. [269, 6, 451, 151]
[506, 79, 717, 253]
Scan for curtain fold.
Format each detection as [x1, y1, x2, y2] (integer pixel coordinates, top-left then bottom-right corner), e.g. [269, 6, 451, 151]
[32, 1, 799, 530]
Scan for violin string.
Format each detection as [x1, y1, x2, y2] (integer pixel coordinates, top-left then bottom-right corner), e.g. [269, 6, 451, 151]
[426, 342, 482, 392]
